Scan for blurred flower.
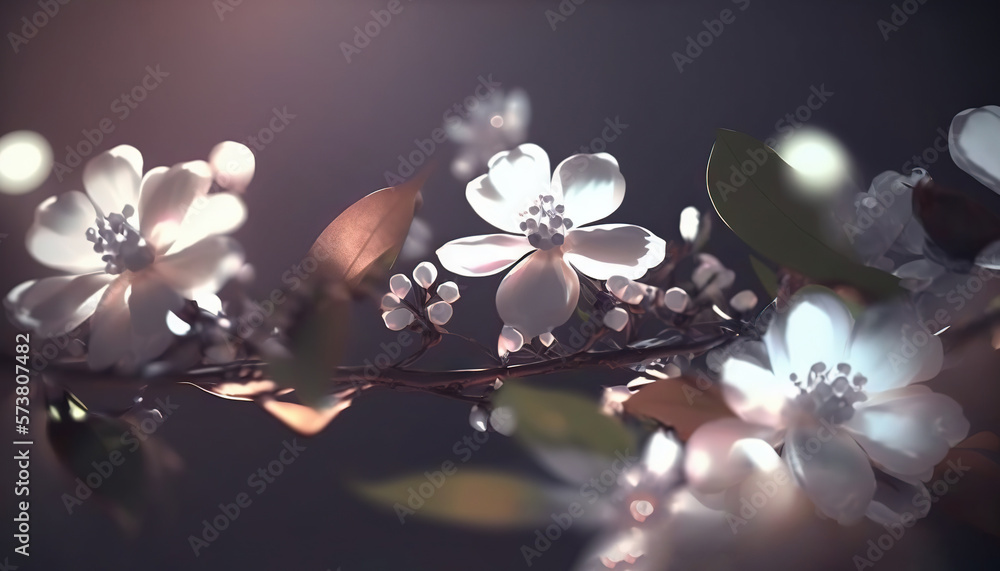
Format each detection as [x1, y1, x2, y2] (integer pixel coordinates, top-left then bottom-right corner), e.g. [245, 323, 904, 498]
[678, 206, 700, 243]
[950, 104, 1000, 195]
[437, 144, 666, 341]
[447, 88, 531, 181]
[685, 288, 969, 525]
[5, 144, 246, 370]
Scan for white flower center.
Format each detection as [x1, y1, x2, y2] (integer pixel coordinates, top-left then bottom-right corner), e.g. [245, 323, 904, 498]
[518, 194, 573, 251]
[85, 204, 155, 274]
[791, 362, 868, 424]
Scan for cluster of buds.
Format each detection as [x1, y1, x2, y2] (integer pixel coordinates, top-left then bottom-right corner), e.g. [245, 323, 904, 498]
[379, 261, 461, 331]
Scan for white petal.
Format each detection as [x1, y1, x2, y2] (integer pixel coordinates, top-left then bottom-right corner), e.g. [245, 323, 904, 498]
[427, 301, 453, 325]
[679, 206, 700, 242]
[5, 273, 113, 336]
[152, 236, 244, 297]
[412, 261, 438, 288]
[25, 191, 103, 273]
[866, 475, 931, 525]
[82, 145, 142, 216]
[606, 275, 646, 304]
[469, 405, 489, 432]
[208, 141, 255, 192]
[87, 278, 133, 370]
[539, 331, 555, 347]
[692, 254, 735, 290]
[684, 418, 779, 493]
[644, 430, 682, 478]
[389, 274, 412, 298]
[496, 249, 579, 339]
[663, 287, 690, 312]
[730, 290, 758, 313]
[436, 233, 534, 277]
[563, 224, 665, 280]
[382, 308, 414, 331]
[126, 275, 184, 365]
[783, 422, 876, 525]
[602, 307, 629, 331]
[843, 390, 970, 478]
[720, 356, 796, 427]
[551, 153, 626, 226]
[436, 281, 460, 303]
[848, 300, 943, 392]
[166, 192, 247, 254]
[137, 161, 213, 251]
[380, 293, 401, 311]
[466, 144, 551, 233]
[498, 325, 524, 355]
[766, 288, 854, 381]
[949, 105, 1000, 194]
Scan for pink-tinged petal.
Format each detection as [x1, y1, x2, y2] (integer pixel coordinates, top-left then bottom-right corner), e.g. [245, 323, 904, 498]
[126, 274, 182, 364]
[495, 249, 579, 339]
[551, 152, 625, 226]
[783, 422, 876, 525]
[152, 236, 244, 297]
[5, 273, 113, 336]
[466, 144, 551, 233]
[208, 141, 255, 192]
[685, 418, 780, 493]
[949, 105, 1000, 195]
[843, 390, 969, 479]
[720, 357, 796, 428]
[563, 223, 665, 280]
[25, 191, 103, 273]
[137, 161, 213, 251]
[436, 233, 534, 277]
[764, 288, 853, 381]
[166, 192, 247, 254]
[82, 145, 142, 216]
[848, 301, 943, 392]
[87, 277, 133, 370]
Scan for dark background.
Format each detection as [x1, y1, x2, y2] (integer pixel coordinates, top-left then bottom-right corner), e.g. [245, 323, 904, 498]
[1, 1, 999, 569]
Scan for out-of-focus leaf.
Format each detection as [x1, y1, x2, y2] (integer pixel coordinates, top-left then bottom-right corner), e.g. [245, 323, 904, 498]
[934, 431, 1000, 537]
[623, 377, 733, 440]
[912, 177, 1000, 263]
[750, 255, 779, 299]
[307, 172, 429, 291]
[257, 395, 352, 436]
[707, 129, 902, 299]
[357, 471, 551, 528]
[269, 287, 351, 408]
[494, 382, 635, 459]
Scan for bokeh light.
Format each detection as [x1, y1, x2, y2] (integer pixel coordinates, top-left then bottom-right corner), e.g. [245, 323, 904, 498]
[0, 130, 53, 195]
[776, 128, 851, 196]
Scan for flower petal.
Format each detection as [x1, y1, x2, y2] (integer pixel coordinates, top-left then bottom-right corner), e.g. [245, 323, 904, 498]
[843, 389, 969, 479]
[466, 144, 551, 233]
[848, 300, 943, 392]
[87, 277, 133, 370]
[684, 418, 780, 493]
[866, 472, 931, 526]
[25, 191, 103, 273]
[5, 273, 113, 336]
[495, 249, 579, 339]
[720, 356, 796, 428]
[562, 224, 665, 280]
[127, 274, 183, 363]
[436, 233, 534, 277]
[765, 288, 853, 381]
[82, 145, 142, 216]
[152, 236, 244, 297]
[166, 192, 247, 254]
[138, 161, 213, 251]
[552, 152, 625, 226]
[949, 105, 1000, 194]
[783, 422, 876, 524]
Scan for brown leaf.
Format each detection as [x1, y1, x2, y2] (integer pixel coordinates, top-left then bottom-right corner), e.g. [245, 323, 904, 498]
[622, 376, 733, 440]
[307, 170, 430, 291]
[257, 396, 352, 436]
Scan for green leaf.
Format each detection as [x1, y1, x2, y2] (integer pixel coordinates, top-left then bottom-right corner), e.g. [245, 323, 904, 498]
[357, 470, 551, 528]
[749, 255, 779, 299]
[494, 382, 635, 459]
[707, 129, 902, 299]
[307, 172, 429, 291]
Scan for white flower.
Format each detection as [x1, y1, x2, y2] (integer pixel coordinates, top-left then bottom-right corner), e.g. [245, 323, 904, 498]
[684, 288, 969, 525]
[446, 88, 531, 181]
[950, 104, 1000, 195]
[5, 145, 246, 370]
[437, 144, 666, 340]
